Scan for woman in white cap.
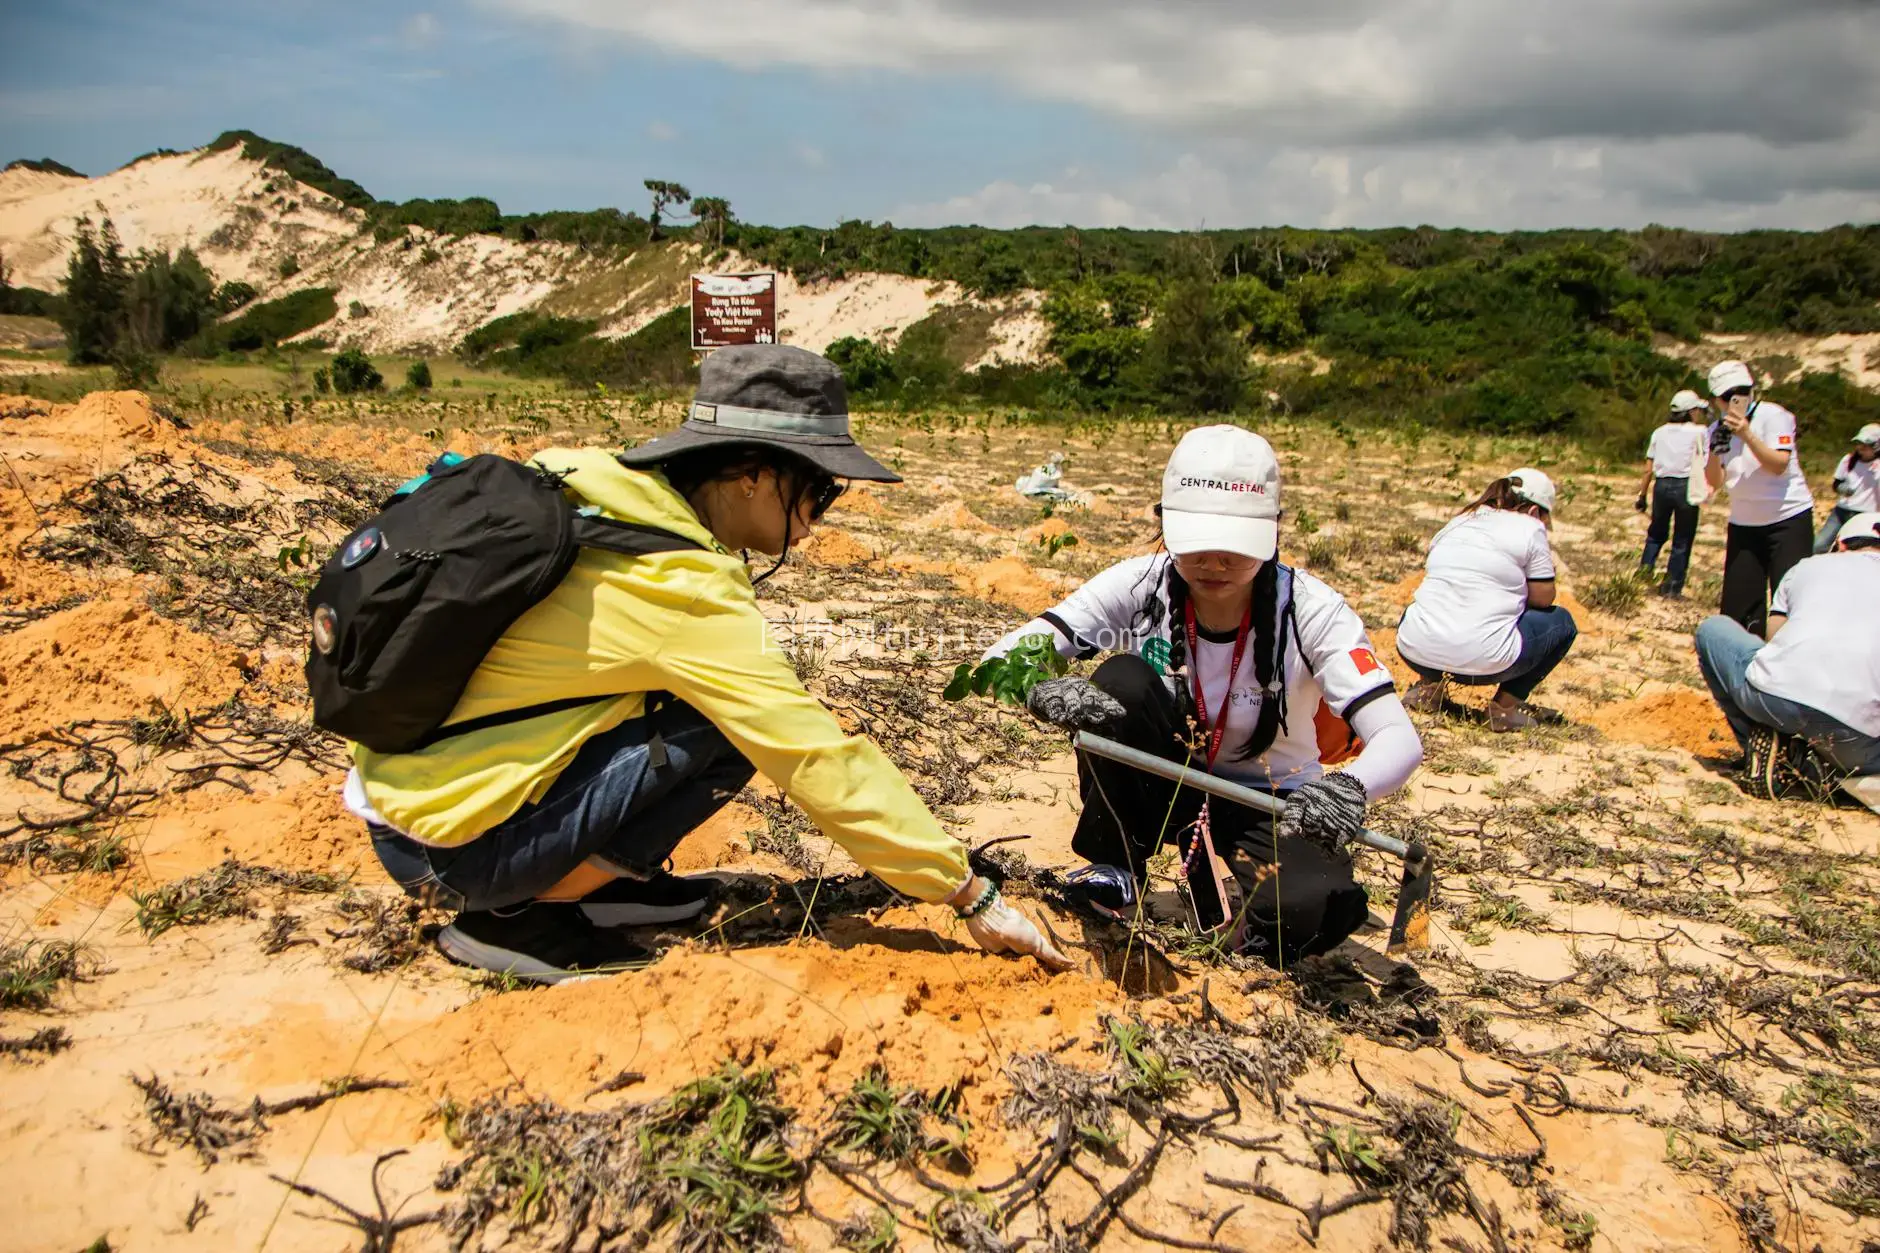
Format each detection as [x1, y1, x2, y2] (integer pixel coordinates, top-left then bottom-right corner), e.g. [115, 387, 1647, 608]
[1703, 360, 1814, 635]
[351, 344, 1070, 982]
[1816, 423, 1880, 554]
[1395, 470, 1576, 732]
[980, 426, 1423, 964]
[1635, 389, 1712, 598]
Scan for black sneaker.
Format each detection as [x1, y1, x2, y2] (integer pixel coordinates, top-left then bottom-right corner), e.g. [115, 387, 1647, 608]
[578, 872, 715, 928]
[1742, 726, 1779, 800]
[1061, 864, 1138, 922]
[437, 903, 653, 984]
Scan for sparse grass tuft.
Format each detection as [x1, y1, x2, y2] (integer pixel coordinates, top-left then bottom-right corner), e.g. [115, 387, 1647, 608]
[1580, 570, 1649, 617]
[130, 859, 345, 938]
[0, 937, 101, 1010]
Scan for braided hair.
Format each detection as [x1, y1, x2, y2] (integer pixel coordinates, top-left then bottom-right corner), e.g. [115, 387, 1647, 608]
[1161, 559, 1287, 764]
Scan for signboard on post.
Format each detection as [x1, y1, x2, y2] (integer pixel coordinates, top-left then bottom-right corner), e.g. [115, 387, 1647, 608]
[690, 272, 778, 350]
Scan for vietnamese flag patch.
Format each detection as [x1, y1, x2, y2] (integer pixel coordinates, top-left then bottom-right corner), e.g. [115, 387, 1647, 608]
[1777, 433, 1794, 448]
[1349, 647, 1381, 676]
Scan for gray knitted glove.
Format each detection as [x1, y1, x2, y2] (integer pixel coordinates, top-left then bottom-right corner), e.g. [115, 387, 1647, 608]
[1278, 773, 1368, 855]
[1025, 676, 1127, 733]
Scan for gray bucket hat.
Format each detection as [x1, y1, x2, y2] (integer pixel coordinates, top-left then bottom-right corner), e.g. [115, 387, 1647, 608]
[618, 344, 900, 483]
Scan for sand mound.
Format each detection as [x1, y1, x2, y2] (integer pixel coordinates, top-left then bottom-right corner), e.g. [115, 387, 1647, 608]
[919, 500, 998, 533]
[953, 555, 1066, 616]
[135, 778, 381, 882]
[797, 527, 875, 568]
[830, 485, 888, 517]
[1589, 688, 1735, 757]
[0, 596, 250, 741]
[1021, 515, 1074, 543]
[387, 915, 1125, 1117]
[0, 392, 51, 419]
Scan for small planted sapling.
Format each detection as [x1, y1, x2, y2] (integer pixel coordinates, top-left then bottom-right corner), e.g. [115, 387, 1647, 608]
[942, 633, 1066, 706]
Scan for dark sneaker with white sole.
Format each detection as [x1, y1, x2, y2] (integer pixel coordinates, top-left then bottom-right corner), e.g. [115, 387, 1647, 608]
[437, 902, 653, 984]
[578, 872, 716, 928]
[1061, 863, 1138, 922]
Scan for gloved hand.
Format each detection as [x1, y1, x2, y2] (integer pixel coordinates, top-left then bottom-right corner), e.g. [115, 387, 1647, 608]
[951, 877, 1075, 971]
[1634, 493, 1648, 514]
[1026, 676, 1126, 733]
[1708, 421, 1735, 455]
[1277, 772, 1368, 856]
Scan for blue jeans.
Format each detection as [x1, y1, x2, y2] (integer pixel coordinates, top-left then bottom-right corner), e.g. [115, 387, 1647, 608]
[1814, 505, 1858, 555]
[369, 700, 755, 913]
[1693, 615, 1880, 775]
[1401, 606, 1578, 701]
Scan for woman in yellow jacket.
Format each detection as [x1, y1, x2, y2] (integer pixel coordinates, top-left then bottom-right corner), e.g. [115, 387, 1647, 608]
[347, 345, 1069, 982]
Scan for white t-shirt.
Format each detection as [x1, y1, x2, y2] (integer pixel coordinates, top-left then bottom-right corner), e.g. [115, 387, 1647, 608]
[1395, 508, 1554, 676]
[1646, 422, 1705, 479]
[1834, 453, 1880, 513]
[1710, 401, 1814, 527]
[1748, 550, 1880, 736]
[985, 554, 1401, 793]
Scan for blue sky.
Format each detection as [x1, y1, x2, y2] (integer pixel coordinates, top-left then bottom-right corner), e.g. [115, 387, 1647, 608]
[3, 0, 1877, 231]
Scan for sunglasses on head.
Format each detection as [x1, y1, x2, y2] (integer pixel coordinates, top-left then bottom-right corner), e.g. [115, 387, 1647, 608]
[808, 473, 847, 519]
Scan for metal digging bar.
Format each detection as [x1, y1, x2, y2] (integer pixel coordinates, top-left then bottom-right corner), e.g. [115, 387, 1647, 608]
[1073, 731, 1432, 954]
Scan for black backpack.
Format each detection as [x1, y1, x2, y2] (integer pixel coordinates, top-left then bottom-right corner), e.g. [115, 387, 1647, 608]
[305, 453, 703, 754]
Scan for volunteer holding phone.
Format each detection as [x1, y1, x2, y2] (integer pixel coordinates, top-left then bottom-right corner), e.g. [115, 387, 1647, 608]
[1703, 360, 1814, 636]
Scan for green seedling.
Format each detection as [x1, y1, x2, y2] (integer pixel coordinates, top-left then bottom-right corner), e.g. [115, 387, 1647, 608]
[942, 632, 1066, 705]
[1035, 531, 1079, 559]
[0, 938, 99, 1010]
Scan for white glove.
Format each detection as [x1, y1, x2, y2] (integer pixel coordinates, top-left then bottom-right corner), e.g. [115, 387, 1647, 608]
[955, 882, 1075, 972]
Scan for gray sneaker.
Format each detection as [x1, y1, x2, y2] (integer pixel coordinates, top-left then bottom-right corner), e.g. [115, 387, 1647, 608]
[1401, 680, 1445, 714]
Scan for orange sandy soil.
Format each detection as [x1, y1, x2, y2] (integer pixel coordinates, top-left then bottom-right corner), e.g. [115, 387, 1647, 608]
[1, 392, 1875, 1252]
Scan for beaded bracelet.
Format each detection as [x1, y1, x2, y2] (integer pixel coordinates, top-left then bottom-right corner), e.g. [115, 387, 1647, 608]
[954, 880, 1001, 920]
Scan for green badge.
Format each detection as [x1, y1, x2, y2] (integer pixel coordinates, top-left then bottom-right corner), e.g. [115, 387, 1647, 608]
[1141, 637, 1172, 675]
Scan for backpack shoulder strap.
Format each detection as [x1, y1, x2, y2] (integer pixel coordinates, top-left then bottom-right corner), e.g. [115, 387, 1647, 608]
[570, 513, 707, 557]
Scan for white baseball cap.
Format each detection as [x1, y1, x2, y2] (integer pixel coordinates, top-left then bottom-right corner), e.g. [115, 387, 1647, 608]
[1160, 425, 1281, 560]
[1852, 424, 1880, 446]
[1839, 512, 1880, 544]
[1669, 389, 1707, 413]
[1708, 360, 1755, 396]
[1507, 467, 1557, 514]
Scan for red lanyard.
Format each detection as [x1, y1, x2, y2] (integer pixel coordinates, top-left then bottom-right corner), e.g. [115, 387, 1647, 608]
[1182, 599, 1252, 769]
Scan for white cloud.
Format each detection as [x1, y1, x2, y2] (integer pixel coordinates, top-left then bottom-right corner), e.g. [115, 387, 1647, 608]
[646, 120, 677, 142]
[480, 0, 1880, 227]
[402, 12, 440, 47]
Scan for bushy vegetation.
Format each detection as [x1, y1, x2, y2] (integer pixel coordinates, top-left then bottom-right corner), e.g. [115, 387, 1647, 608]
[5, 157, 84, 177]
[406, 359, 433, 390]
[330, 346, 383, 393]
[55, 215, 219, 382]
[191, 287, 337, 354]
[206, 130, 374, 209]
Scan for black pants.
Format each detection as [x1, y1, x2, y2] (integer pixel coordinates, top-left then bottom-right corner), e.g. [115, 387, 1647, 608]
[1640, 476, 1699, 594]
[1721, 511, 1813, 637]
[1071, 654, 1369, 964]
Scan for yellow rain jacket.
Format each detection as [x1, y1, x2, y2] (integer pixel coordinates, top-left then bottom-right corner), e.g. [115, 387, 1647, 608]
[353, 448, 968, 903]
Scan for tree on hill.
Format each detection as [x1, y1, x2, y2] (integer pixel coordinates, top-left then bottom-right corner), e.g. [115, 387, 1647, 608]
[690, 196, 732, 247]
[206, 130, 375, 209]
[5, 157, 84, 177]
[0, 250, 11, 313]
[59, 215, 131, 364]
[644, 180, 691, 241]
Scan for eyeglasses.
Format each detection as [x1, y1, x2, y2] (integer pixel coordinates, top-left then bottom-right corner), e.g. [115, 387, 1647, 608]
[808, 474, 847, 520]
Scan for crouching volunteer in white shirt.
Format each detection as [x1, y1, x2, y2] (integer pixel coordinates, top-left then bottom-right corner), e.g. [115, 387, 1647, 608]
[1694, 512, 1880, 800]
[345, 345, 1069, 983]
[1635, 390, 1712, 598]
[1703, 360, 1815, 635]
[981, 426, 1423, 964]
[1815, 423, 1880, 554]
[1395, 470, 1575, 732]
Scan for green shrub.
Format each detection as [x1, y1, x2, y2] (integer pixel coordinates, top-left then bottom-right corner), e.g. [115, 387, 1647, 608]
[1581, 571, 1649, 617]
[406, 359, 433, 390]
[277, 254, 300, 279]
[330, 347, 383, 394]
[213, 280, 256, 313]
[206, 130, 375, 209]
[313, 367, 330, 394]
[193, 288, 337, 354]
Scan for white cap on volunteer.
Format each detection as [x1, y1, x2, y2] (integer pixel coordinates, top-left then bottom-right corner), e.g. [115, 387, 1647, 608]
[1669, 389, 1707, 414]
[1708, 360, 1755, 396]
[1839, 512, 1880, 544]
[1507, 467, 1557, 514]
[1160, 425, 1282, 561]
[1852, 423, 1880, 446]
